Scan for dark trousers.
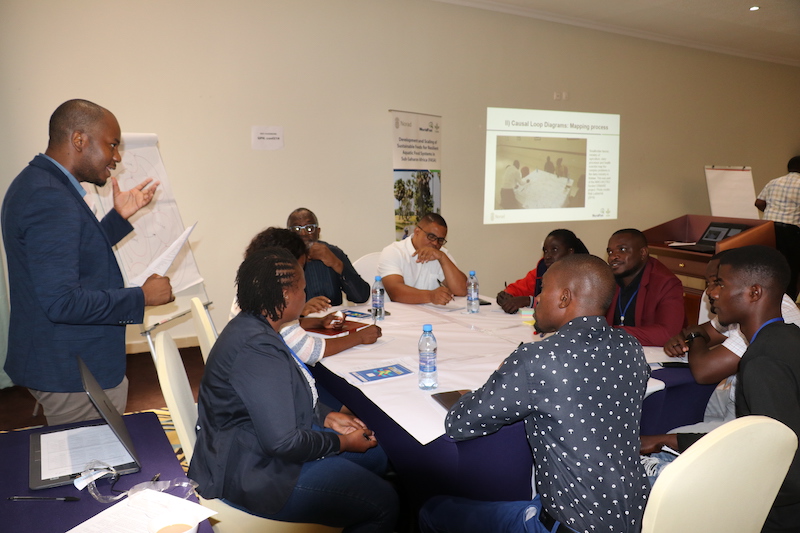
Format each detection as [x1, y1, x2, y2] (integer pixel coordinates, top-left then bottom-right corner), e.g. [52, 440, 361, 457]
[774, 222, 800, 299]
[500, 188, 522, 209]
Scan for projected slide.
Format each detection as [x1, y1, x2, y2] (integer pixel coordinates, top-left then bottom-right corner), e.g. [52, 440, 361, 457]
[484, 108, 619, 224]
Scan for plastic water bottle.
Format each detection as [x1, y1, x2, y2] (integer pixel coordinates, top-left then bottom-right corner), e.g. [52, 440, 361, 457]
[467, 270, 480, 314]
[418, 324, 438, 390]
[371, 276, 385, 320]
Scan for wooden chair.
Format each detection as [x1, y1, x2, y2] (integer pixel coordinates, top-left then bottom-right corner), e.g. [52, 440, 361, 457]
[642, 415, 797, 533]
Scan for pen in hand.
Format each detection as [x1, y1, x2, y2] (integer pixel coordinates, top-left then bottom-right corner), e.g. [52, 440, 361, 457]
[437, 279, 454, 302]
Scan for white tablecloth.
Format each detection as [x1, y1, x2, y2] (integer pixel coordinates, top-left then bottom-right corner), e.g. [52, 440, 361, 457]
[318, 298, 535, 444]
[318, 299, 665, 445]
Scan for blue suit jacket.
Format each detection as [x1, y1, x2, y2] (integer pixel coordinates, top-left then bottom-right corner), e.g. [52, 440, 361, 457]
[304, 240, 370, 306]
[1, 155, 144, 392]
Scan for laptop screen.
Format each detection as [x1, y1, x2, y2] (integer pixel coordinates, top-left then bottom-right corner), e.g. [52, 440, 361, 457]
[699, 224, 746, 244]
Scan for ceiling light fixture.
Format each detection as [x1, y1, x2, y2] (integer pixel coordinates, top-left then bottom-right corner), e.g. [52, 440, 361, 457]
[749, 6, 760, 10]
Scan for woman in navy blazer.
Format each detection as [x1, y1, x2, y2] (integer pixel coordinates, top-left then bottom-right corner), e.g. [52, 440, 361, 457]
[189, 248, 398, 532]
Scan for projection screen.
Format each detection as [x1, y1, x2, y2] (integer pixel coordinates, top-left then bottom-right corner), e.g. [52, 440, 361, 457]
[484, 107, 620, 224]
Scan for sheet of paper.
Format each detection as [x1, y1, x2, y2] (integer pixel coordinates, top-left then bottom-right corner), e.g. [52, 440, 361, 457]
[66, 489, 215, 533]
[129, 223, 196, 288]
[643, 345, 688, 364]
[423, 302, 466, 312]
[40, 425, 134, 479]
[705, 166, 759, 218]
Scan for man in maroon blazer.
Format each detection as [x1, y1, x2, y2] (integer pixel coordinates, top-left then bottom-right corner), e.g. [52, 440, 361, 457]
[605, 228, 685, 346]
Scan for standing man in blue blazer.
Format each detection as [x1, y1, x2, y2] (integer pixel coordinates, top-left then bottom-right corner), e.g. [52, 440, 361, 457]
[2, 99, 174, 425]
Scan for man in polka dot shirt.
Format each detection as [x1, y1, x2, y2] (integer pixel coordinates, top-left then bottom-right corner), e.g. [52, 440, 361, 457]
[419, 254, 651, 533]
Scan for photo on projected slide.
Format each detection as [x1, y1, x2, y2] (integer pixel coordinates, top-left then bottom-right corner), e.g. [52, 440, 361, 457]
[484, 108, 619, 225]
[495, 137, 587, 210]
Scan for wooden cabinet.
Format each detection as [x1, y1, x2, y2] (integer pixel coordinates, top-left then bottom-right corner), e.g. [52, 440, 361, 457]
[643, 215, 775, 327]
[652, 251, 710, 279]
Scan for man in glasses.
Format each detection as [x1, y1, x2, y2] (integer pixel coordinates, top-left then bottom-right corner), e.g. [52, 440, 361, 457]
[377, 213, 467, 304]
[287, 208, 370, 306]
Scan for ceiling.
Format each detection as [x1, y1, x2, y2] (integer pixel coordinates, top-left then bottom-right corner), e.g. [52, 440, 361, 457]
[433, 0, 800, 68]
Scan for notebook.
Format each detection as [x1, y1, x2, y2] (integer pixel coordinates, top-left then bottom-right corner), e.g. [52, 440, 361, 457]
[28, 357, 141, 490]
[670, 222, 749, 254]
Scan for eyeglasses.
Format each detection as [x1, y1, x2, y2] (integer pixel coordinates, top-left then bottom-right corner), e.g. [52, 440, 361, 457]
[416, 225, 447, 245]
[290, 224, 318, 234]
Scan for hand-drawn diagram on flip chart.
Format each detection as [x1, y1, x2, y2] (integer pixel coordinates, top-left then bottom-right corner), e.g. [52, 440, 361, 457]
[83, 133, 207, 331]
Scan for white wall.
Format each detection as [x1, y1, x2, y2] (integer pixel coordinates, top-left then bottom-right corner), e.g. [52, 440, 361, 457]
[2, 0, 799, 352]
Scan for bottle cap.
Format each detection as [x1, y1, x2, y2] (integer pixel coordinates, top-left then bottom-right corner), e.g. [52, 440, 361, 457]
[423, 324, 432, 332]
[374, 275, 381, 281]
[469, 270, 476, 276]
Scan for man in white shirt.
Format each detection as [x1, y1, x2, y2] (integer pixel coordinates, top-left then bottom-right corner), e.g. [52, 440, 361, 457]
[377, 213, 467, 305]
[498, 160, 525, 209]
[756, 156, 800, 298]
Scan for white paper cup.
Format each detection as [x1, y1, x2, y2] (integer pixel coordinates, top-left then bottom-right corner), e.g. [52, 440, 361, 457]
[147, 513, 199, 533]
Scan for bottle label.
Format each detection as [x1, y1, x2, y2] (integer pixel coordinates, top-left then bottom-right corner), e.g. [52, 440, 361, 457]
[372, 289, 384, 307]
[419, 352, 436, 372]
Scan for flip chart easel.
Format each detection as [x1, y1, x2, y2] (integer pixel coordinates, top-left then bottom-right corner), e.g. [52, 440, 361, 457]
[84, 133, 208, 359]
[704, 166, 759, 219]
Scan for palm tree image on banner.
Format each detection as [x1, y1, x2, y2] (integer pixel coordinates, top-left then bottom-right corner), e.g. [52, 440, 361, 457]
[393, 170, 441, 241]
[390, 110, 442, 241]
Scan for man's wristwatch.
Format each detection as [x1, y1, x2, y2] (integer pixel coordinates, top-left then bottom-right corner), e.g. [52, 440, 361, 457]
[684, 331, 705, 343]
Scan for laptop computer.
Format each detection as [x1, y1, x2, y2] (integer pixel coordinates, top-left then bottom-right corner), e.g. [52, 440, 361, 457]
[28, 357, 141, 490]
[671, 222, 750, 254]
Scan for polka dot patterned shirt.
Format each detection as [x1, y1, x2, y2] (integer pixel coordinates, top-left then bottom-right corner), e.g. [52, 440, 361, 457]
[446, 316, 651, 533]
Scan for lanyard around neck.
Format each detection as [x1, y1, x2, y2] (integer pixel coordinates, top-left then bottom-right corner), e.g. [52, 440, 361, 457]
[258, 313, 318, 406]
[750, 317, 784, 344]
[617, 286, 640, 326]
